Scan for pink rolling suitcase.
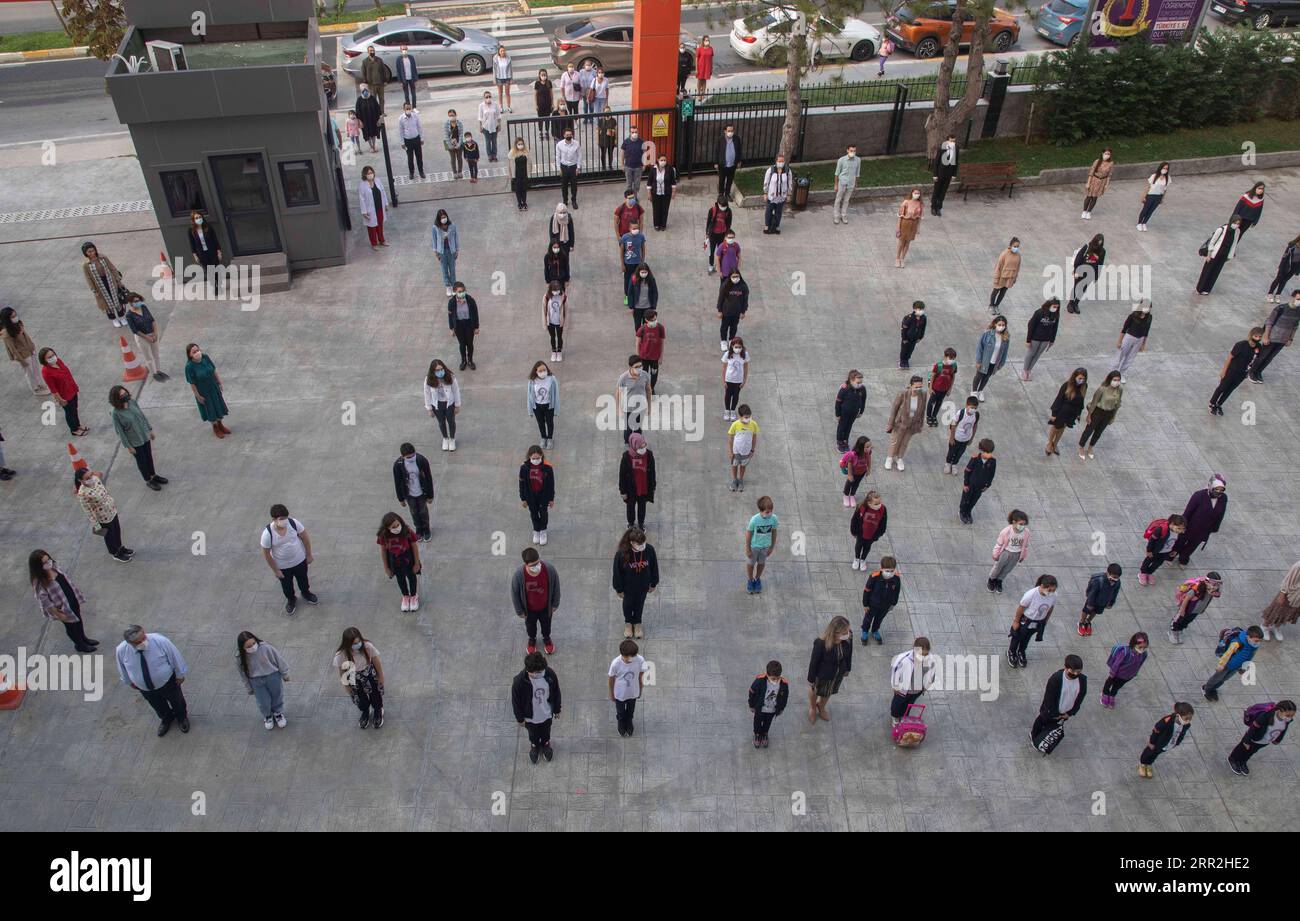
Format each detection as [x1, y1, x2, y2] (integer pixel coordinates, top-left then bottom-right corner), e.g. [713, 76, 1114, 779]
[892, 703, 927, 747]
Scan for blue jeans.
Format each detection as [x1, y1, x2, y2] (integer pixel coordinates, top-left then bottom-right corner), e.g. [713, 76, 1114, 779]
[483, 129, 498, 159]
[439, 252, 457, 289]
[249, 672, 285, 718]
[1137, 194, 1162, 225]
[765, 200, 784, 230]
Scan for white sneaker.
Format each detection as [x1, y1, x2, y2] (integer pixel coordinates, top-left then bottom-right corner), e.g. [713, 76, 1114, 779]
[896, 459, 905, 471]
[441, 437, 449, 451]
[445, 286, 453, 296]
[884, 456, 893, 470]
[555, 352, 562, 362]
[720, 340, 728, 352]
[539, 530, 548, 545]
[532, 530, 540, 544]
[843, 494, 854, 507]
[410, 594, 419, 611]
[264, 716, 275, 730]
[274, 713, 286, 728]
[1081, 211, 1088, 219]
[976, 390, 986, 402]
[448, 438, 456, 451]
[1262, 626, 1273, 641]
[1274, 626, 1284, 641]
[1119, 375, 1126, 384]
[1167, 630, 1179, 645]
[401, 596, 411, 612]
[851, 558, 861, 570]
[944, 463, 952, 474]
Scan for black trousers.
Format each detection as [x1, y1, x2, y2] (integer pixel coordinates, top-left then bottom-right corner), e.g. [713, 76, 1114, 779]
[615, 697, 637, 733]
[946, 439, 972, 466]
[1250, 342, 1285, 378]
[390, 553, 418, 595]
[1030, 713, 1062, 740]
[1211, 370, 1248, 407]
[900, 338, 920, 365]
[139, 675, 187, 724]
[131, 440, 157, 481]
[524, 607, 552, 642]
[547, 324, 564, 351]
[622, 410, 643, 444]
[533, 405, 555, 440]
[1230, 735, 1263, 765]
[959, 485, 986, 517]
[925, 390, 947, 424]
[718, 165, 736, 196]
[707, 231, 726, 267]
[453, 320, 475, 362]
[843, 472, 866, 497]
[1067, 271, 1094, 312]
[100, 514, 123, 556]
[432, 401, 456, 438]
[753, 710, 776, 736]
[406, 496, 430, 538]
[515, 179, 528, 207]
[990, 286, 1008, 308]
[651, 193, 671, 228]
[891, 690, 923, 719]
[625, 495, 647, 527]
[724, 381, 742, 411]
[1102, 675, 1130, 697]
[854, 536, 878, 561]
[351, 670, 383, 719]
[62, 617, 93, 651]
[1267, 267, 1296, 296]
[1078, 407, 1116, 448]
[62, 394, 81, 433]
[862, 604, 893, 633]
[1008, 620, 1038, 659]
[1139, 744, 1165, 766]
[622, 590, 648, 624]
[559, 164, 578, 203]
[526, 718, 552, 748]
[1169, 603, 1204, 634]
[835, 412, 858, 445]
[931, 173, 952, 212]
[642, 359, 659, 390]
[971, 367, 997, 393]
[1140, 553, 1171, 576]
[526, 494, 549, 531]
[404, 138, 424, 177]
[401, 79, 418, 107]
[277, 559, 310, 600]
[720, 314, 740, 343]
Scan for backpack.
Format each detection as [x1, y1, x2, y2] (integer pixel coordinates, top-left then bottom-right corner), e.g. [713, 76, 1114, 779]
[1174, 576, 1209, 607]
[931, 363, 953, 393]
[1244, 702, 1275, 726]
[264, 518, 301, 543]
[892, 702, 927, 748]
[1215, 627, 1245, 657]
[1143, 518, 1168, 540]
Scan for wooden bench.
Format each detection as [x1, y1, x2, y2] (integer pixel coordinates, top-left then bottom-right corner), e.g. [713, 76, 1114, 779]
[957, 162, 1022, 200]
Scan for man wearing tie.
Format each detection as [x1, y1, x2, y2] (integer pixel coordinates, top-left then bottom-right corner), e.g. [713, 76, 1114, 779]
[395, 43, 420, 107]
[116, 625, 190, 736]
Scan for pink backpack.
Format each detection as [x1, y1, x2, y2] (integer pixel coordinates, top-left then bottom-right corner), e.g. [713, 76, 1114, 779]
[893, 702, 927, 747]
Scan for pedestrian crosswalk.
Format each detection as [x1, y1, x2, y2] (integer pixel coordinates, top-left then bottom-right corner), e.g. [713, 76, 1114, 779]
[461, 15, 552, 73]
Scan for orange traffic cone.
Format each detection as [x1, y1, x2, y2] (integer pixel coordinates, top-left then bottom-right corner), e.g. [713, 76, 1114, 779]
[119, 336, 147, 382]
[158, 251, 172, 279]
[0, 673, 24, 711]
[67, 441, 87, 475]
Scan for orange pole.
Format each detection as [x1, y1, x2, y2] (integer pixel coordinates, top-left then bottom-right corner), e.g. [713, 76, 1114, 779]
[631, 0, 683, 161]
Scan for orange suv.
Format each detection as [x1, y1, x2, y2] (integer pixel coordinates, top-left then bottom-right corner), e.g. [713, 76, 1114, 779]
[886, 2, 1020, 58]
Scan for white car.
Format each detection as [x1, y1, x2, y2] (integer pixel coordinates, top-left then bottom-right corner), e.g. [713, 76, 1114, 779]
[730, 7, 882, 67]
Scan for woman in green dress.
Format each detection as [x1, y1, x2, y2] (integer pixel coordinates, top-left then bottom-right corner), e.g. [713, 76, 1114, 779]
[184, 342, 230, 438]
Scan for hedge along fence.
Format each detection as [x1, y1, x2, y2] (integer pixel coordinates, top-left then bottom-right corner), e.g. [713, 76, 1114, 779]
[1033, 28, 1300, 146]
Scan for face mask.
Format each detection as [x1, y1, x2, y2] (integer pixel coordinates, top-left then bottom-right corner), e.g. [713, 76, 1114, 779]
[1102, 153, 1111, 160]
[632, 542, 646, 552]
[730, 276, 740, 284]
[273, 518, 287, 529]
[1075, 377, 1085, 385]
[1161, 168, 1168, 175]
[1279, 715, 1294, 723]
[881, 570, 895, 579]
[389, 525, 402, 535]
[630, 367, 642, 375]
[86, 476, 100, 488]
[1049, 306, 1059, 313]
[636, 447, 646, 455]
[537, 370, 548, 379]
[852, 379, 862, 387]
[528, 671, 543, 680]
[775, 163, 785, 170]
[551, 247, 561, 254]
[914, 309, 924, 315]
[726, 130, 734, 137]
[456, 293, 466, 300]
[995, 325, 1006, 333]
[647, 320, 658, 328]
[658, 161, 667, 168]
[639, 272, 648, 279]
[195, 217, 204, 225]
[530, 457, 542, 466]
[726, 237, 735, 244]
[352, 642, 363, 651]
[1013, 523, 1025, 532]
[43, 560, 55, 570]
[1176, 717, 1191, 726]
[629, 134, 638, 141]
[434, 369, 445, 379]
[440, 218, 449, 226]
[361, 90, 369, 97]
[1011, 246, 1019, 253]
[912, 192, 921, 199]
[527, 563, 542, 575]
[732, 346, 742, 353]
[46, 355, 58, 365]
[628, 197, 637, 205]
[740, 417, 751, 424]
[130, 302, 143, 311]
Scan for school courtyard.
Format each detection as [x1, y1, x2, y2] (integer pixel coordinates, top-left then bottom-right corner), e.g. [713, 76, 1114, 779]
[0, 154, 1297, 832]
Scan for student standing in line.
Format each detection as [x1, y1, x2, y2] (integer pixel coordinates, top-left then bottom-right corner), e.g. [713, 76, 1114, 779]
[555, 126, 581, 207]
[860, 555, 901, 645]
[613, 527, 658, 640]
[1173, 475, 1228, 566]
[1209, 326, 1262, 415]
[533, 68, 553, 129]
[620, 126, 648, 193]
[1137, 513, 1186, 587]
[446, 283, 479, 371]
[1248, 289, 1300, 384]
[635, 310, 666, 389]
[423, 358, 461, 451]
[1066, 234, 1105, 313]
[889, 637, 936, 727]
[1077, 370, 1123, 460]
[1100, 632, 1147, 708]
[39, 347, 87, 436]
[334, 627, 384, 729]
[1020, 298, 1060, 381]
[518, 444, 556, 546]
[526, 361, 558, 448]
[544, 241, 571, 291]
[81, 241, 127, 328]
[116, 626, 189, 736]
[626, 263, 658, 332]
[549, 202, 576, 255]
[704, 197, 733, 274]
[463, 131, 481, 181]
[1031, 654, 1086, 755]
[617, 355, 652, 445]
[260, 504, 317, 615]
[959, 439, 996, 525]
[377, 512, 422, 612]
[237, 632, 289, 730]
[1265, 234, 1300, 302]
[542, 280, 567, 364]
[1231, 181, 1266, 237]
[988, 510, 1029, 594]
[1202, 626, 1263, 702]
[944, 394, 980, 475]
[1080, 148, 1113, 219]
[832, 143, 860, 225]
[75, 468, 132, 561]
[1078, 563, 1122, 635]
[876, 35, 895, 76]
[509, 138, 530, 210]
[397, 101, 425, 180]
[614, 187, 645, 245]
[442, 109, 465, 179]
[184, 343, 230, 438]
[1195, 217, 1241, 295]
[1008, 575, 1057, 669]
[925, 348, 957, 427]
[511, 547, 559, 655]
[884, 375, 925, 472]
[592, 66, 610, 112]
[0, 305, 48, 394]
[1136, 162, 1170, 230]
[716, 124, 742, 196]
[1139, 702, 1194, 778]
[1045, 368, 1087, 457]
[744, 495, 778, 594]
[109, 385, 168, 491]
[762, 156, 791, 234]
[849, 490, 887, 571]
[646, 154, 678, 231]
[834, 369, 866, 451]
[1229, 700, 1295, 776]
[807, 616, 853, 723]
[358, 165, 390, 248]
[618, 220, 647, 306]
[393, 442, 433, 542]
[1167, 570, 1221, 644]
[477, 90, 501, 161]
[431, 209, 459, 297]
[971, 317, 1009, 402]
[1109, 299, 1152, 383]
[619, 432, 656, 529]
[895, 187, 923, 267]
[728, 404, 760, 493]
[990, 238, 1021, 311]
[899, 300, 926, 369]
[597, 103, 618, 169]
[714, 227, 742, 280]
[748, 660, 789, 748]
[1261, 560, 1300, 642]
[30, 549, 99, 652]
[122, 292, 166, 381]
[929, 133, 959, 216]
[717, 270, 749, 353]
[608, 639, 647, 737]
[721, 337, 749, 422]
[512, 651, 561, 764]
[839, 436, 873, 508]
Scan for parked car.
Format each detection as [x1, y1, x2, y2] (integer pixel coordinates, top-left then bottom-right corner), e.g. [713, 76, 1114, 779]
[886, 2, 1020, 59]
[1210, 0, 1300, 28]
[550, 15, 696, 74]
[730, 6, 882, 67]
[1034, 0, 1088, 47]
[342, 16, 499, 79]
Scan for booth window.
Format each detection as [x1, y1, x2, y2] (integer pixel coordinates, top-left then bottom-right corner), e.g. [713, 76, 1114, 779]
[159, 169, 205, 217]
[278, 160, 319, 207]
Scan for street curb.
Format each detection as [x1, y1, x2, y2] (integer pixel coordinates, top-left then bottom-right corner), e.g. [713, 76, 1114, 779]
[0, 45, 89, 63]
[521, 0, 636, 14]
[735, 149, 1300, 207]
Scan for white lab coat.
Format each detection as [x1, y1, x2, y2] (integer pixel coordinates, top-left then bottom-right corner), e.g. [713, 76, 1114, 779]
[358, 179, 390, 229]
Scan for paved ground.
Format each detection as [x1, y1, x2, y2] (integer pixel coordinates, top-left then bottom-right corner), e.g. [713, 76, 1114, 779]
[0, 158, 1297, 831]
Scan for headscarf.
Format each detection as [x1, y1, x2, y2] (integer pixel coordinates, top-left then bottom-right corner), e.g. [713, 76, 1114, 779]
[627, 432, 647, 453]
[550, 204, 570, 244]
[1208, 474, 1226, 492]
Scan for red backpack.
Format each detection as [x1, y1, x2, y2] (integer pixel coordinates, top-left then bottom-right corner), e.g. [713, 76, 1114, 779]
[1143, 518, 1168, 540]
[931, 363, 953, 393]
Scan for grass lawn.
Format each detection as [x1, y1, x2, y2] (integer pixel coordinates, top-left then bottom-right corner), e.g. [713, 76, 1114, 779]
[735, 117, 1300, 194]
[319, 3, 406, 26]
[0, 30, 74, 53]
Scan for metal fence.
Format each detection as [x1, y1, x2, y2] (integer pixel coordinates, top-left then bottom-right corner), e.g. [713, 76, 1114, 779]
[678, 98, 807, 175]
[505, 106, 677, 188]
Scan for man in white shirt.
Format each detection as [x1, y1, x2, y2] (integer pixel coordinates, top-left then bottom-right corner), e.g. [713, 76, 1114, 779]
[555, 128, 581, 208]
[477, 91, 502, 162]
[1031, 655, 1086, 753]
[608, 639, 646, 737]
[1007, 574, 1057, 669]
[397, 102, 424, 180]
[762, 156, 791, 234]
[259, 503, 317, 615]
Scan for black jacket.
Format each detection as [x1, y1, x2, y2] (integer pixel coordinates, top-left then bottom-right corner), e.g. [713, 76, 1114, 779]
[1026, 307, 1060, 343]
[1144, 520, 1175, 555]
[518, 461, 556, 504]
[717, 279, 749, 317]
[900, 313, 927, 343]
[715, 133, 742, 170]
[849, 504, 888, 540]
[862, 571, 901, 612]
[807, 637, 852, 684]
[618, 448, 657, 500]
[188, 226, 221, 263]
[549, 220, 577, 251]
[392, 453, 434, 504]
[511, 667, 561, 721]
[931, 144, 959, 178]
[963, 455, 996, 491]
[645, 165, 678, 198]
[446, 294, 480, 331]
[1039, 668, 1087, 720]
[1147, 713, 1190, 752]
[625, 274, 659, 311]
[543, 251, 570, 285]
[612, 545, 659, 595]
[835, 383, 866, 420]
[748, 675, 789, 715]
[1049, 383, 1085, 428]
[1072, 244, 1105, 274]
[1244, 710, 1290, 746]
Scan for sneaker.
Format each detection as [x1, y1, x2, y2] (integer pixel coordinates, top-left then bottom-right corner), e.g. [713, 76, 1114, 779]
[1167, 630, 1179, 644]
[441, 438, 449, 451]
[872, 631, 882, 644]
[987, 579, 997, 593]
[754, 578, 762, 593]
[1085, 623, 1093, 637]
[994, 581, 1004, 594]
[1017, 653, 1027, 668]
[274, 713, 286, 728]
[861, 629, 871, 645]
[541, 744, 553, 761]
[359, 714, 370, 729]
[555, 352, 562, 362]
[729, 480, 738, 492]
[746, 578, 756, 594]
[1087, 450, 1095, 460]
[623, 624, 633, 637]
[760, 735, 769, 748]
[401, 596, 411, 612]
[539, 530, 548, 545]
[896, 459, 905, 471]
[1204, 688, 1219, 702]
[754, 734, 763, 747]
[1274, 626, 1284, 641]
[736, 480, 745, 492]
[1078, 623, 1087, 637]
[944, 463, 953, 475]
[843, 494, 854, 508]
[633, 624, 644, 639]
[264, 716, 275, 730]
[285, 597, 297, 615]
[529, 746, 540, 764]
[544, 639, 555, 654]
[410, 594, 419, 611]
[527, 641, 537, 654]
[302, 591, 319, 605]
[449, 439, 456, 451]
[708, 265, 716, 275]
[1007, 649, 1019, 669]
[884, 456, 894, 470]
[720, 341, 728, 352]
[852, 558, 862, 571]
[1228, 758, 1248, 776]
[976, 390, 986, 402]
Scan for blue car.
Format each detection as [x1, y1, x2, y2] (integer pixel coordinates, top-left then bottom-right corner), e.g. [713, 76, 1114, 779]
[1034, 0, 1089, 46]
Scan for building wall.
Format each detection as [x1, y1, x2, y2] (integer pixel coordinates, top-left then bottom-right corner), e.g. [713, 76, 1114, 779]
[125, 0, 316, 29]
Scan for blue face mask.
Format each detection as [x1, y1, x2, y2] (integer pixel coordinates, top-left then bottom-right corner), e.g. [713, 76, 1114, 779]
[435, 370, 445, 379]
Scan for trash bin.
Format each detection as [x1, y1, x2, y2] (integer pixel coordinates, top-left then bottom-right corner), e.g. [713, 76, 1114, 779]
[792, 174, 812, 212]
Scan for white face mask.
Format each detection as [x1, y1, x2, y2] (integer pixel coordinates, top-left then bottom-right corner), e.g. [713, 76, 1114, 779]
[246, 642, 259, 653]
[914, 309, 924, 316]
[1176, 716, 1191, 726]
[43, 560, 55, 570]
[528, 672, 544, 680]
[912, 192, 921, 199]
[527, 563, 542, 575]
[631, 542, 646, 552]
[45, 354, 58, 365]
[881, 570, 895, 579]
[639, 272, 648, 279]
[1102, 153, 1111, 160]
[635, 447, 647, 456]
[647, 320, 658, 327]
[995, 325, 1006, 333]
[730, 276, 740, 284]
[775, 162, 785, 170]
[537, 370, 548, 379]
[732, 346, 742, 353]
[530, 457, 542, 466]
[389, 525, 402, 534]
[352, 642, 364, 651]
